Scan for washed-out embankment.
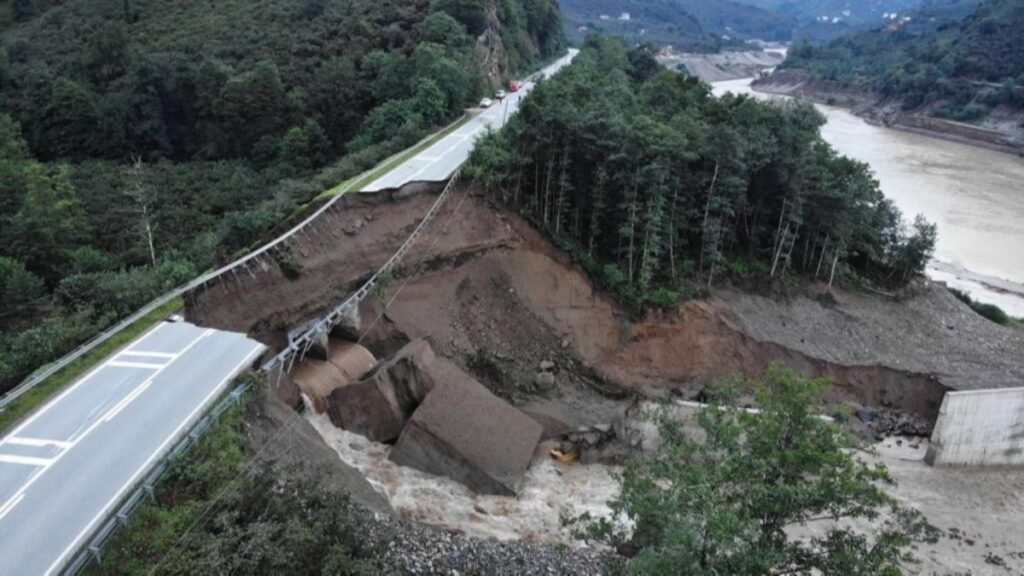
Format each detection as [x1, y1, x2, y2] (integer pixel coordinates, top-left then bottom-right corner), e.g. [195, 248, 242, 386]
[185, 184, 1024, 424]
[753, 70, 1024, 156]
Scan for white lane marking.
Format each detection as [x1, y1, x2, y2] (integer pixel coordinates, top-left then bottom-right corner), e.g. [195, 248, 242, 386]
[403, 127, 485, 183]
[102, 380, 152, 423]
[0, 322, 171, 443]
[4, 437, 72, 449]
[0, 494, 24, 521]
[0, 454, 54, 466]
[120, 351, 176, 358]
[44, 342, 266, 576]
[0, 328, 216, 527]
[108, 361, 165, 370]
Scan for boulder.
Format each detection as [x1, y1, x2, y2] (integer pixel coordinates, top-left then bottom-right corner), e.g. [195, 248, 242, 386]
[326, 338, 438, 442]
[534, 371, 556, 389]
[390, 366, 543, 496]
[328, 370, 407, 442]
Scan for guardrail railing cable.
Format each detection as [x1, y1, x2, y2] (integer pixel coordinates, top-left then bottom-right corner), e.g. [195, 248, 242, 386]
[0, 122, 465, 413]
[59, 171, 462, 575]
[262, 169, 461, 375]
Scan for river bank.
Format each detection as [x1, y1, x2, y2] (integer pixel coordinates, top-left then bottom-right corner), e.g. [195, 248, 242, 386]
[657, 48, 785, 83]
[713, 77, 1024, 318]
[752, 70, 1024, 156]
[178, 180, 1024, 573]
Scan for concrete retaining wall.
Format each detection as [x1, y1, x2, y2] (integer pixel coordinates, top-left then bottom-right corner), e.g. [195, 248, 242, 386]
[926, 387, 1024, 467]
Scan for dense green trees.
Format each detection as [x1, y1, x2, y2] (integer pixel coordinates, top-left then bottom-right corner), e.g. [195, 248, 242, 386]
[0, 0, 566, 393]
[571, 364, 938, 574]
[781, 0, 1024, 119]
[1, 0, 564, 165]
[469, 36, 936, 308]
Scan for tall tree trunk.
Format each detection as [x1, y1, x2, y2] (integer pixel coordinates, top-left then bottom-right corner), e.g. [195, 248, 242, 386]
[669, 186, 679, 280]
[828, 249, 840, 288]
[770, 224, 790, 278]
[543, 156, 554, 228]
[782, 227, 798, 275]
[699, 161, 720, 273]
[815, 235, 830, 278]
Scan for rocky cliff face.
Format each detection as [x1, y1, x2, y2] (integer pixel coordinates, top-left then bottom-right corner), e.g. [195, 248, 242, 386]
[466, 0, 565, 88]
[474, 3, 512, 87]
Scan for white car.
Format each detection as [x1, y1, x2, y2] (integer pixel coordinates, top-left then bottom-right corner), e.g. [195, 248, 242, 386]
[479, 97, 493, 108]
[495, 90, 507, 101]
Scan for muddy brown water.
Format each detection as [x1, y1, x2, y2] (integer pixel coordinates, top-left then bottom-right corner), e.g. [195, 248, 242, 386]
[713, 78, 1024, 318]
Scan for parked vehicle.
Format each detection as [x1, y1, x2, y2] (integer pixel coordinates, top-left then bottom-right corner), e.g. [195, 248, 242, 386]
[495, 89, 507, 101]
[508, 81, 521, 93]
[479, 97, 493, 108]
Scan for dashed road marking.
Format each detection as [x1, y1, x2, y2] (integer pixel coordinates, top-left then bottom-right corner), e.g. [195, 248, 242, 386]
[4, 437, 72, 449]
[0, 454, 54, 467]
[120, 351, 176, 358]
[108, 361, 165, 370]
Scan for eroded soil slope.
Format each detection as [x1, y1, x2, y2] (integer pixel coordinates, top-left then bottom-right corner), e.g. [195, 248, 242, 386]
[187, 187, 1024, 420]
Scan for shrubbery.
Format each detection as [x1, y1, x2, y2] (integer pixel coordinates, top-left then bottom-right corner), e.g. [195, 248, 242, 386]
[570, 364, 939, 574]
[0, 0, 566, 392]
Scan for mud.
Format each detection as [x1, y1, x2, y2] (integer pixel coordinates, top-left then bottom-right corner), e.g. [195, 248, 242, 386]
[187, 187, 1024, 424]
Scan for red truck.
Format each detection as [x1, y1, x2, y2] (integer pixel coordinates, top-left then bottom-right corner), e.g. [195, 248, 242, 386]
[508, 80, 521, 93]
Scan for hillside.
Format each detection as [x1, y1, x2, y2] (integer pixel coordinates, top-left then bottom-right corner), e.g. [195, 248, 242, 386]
[767, 0, 1023, 138]
[0, 0, 564, 393]
[734, 0, 983, 40]
[560, 0, 792, 51]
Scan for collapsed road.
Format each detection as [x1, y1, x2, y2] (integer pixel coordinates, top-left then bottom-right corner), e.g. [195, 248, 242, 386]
[0, 50, 579, 575]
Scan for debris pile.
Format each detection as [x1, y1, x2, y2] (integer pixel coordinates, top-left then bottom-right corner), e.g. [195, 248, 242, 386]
[320, 338, 543, 496]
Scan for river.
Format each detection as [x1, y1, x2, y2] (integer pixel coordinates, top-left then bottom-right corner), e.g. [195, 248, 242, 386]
[712, 78, 1024, 318]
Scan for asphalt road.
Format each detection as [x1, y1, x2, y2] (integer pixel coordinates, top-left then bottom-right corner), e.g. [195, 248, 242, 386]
[362, 49, 579, 192]
[0, 49, 575, 575]
[0, 321, 265, 575]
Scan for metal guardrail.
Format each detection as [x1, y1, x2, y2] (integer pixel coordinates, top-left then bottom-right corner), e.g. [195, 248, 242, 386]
[3, 50, 579, 413]
[262, 169, 461, 374]
[58, 170, 461, 575]
[0, 129, 461, 413]
[61, 381, 254, 574]
[0, 194, 352, 412]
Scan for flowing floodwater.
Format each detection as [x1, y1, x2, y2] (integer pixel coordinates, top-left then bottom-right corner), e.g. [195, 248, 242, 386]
[713, 78, 1024, 317]
[306, 411, 620, 544]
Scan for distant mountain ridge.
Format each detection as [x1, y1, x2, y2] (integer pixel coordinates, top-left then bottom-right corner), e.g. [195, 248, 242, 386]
[560, 0, 792, 51]
[733, 0, 951, 40]
[762, 0, 1023, 150]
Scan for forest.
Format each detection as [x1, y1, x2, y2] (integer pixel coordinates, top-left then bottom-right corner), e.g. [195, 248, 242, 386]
[559, 0, 792, 51]
[468, 35, 936, 309]
[781, 0, 1024, 120]
[0, 0, 565, 393]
